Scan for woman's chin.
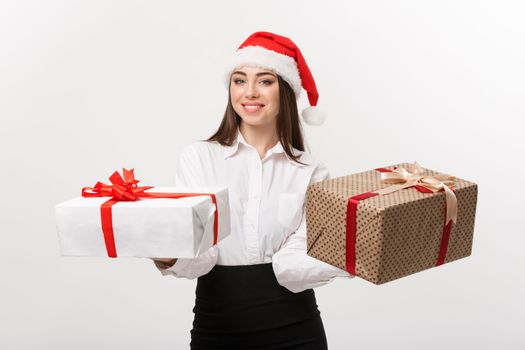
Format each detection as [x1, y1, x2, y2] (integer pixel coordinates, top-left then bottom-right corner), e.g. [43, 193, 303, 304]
[237, 111, 277, 127]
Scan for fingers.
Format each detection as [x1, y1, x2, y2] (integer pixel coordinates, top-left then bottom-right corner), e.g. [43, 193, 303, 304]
[150, 258, 178, 264]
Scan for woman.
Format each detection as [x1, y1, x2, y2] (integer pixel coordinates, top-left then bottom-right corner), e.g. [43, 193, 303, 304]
[153, 31, 353, 349]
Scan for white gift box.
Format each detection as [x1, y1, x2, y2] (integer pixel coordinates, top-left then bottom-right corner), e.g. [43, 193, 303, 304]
[55, 187, 230, 258]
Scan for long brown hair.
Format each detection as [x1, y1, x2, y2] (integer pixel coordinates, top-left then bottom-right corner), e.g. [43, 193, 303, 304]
[204, 74, 307, 166]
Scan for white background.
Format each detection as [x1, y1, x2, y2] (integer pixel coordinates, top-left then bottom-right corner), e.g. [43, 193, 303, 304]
[1, 1, 524, 349]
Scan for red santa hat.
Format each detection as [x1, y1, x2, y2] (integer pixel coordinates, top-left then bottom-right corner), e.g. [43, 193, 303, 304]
[224, 31, 326, 126]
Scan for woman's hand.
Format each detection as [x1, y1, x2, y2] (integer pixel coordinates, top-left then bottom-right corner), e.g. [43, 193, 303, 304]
[150, 258, 178, 268]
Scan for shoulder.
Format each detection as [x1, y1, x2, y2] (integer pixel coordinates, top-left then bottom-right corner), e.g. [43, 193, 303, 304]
[178, 140, 222, 162]
[292, 148, 330, 183]
[174, 141, 222, 186]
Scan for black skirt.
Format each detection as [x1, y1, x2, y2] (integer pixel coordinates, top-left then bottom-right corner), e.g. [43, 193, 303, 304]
[190, 263, 329, 350]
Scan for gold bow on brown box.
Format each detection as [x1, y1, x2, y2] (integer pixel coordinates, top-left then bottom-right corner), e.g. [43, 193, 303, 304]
[305, 162, 478, 285]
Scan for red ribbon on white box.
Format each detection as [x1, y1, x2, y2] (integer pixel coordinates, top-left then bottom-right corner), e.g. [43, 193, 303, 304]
[81, 168, 218, 258]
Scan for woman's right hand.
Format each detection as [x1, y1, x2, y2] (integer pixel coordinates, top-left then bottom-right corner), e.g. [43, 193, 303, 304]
[150, 258, 178, 267]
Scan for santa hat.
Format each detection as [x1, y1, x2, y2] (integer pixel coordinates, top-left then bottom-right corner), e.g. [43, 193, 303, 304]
[224, 31, 326, 126]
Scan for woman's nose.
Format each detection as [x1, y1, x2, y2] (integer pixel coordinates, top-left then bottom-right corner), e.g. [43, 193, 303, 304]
[245, 82, 259, 98]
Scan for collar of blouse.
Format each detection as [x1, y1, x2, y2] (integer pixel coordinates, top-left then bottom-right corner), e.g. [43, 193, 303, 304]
[222, 128, 309, 167]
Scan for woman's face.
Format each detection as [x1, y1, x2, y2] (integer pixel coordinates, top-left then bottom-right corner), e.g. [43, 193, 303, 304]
[230, 65, 280, 128]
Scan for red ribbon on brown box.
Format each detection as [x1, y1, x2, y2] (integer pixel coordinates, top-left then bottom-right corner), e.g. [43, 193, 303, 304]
[345, 162, 457, 275]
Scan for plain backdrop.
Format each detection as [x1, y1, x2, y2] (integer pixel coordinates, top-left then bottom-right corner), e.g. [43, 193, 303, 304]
[1, 1, 524, 349]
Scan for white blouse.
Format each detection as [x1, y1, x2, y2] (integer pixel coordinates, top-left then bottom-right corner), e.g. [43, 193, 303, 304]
[154, 127, 353, 293]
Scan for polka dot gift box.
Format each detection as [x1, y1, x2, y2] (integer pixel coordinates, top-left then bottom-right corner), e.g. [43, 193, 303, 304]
[305, 162, 478, 285]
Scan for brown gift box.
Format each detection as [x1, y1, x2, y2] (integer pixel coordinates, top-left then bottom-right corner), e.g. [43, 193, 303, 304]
[305, 162, 478, 285]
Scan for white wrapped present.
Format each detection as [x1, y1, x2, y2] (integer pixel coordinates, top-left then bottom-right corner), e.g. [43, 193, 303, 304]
[55, 185, 230, 258]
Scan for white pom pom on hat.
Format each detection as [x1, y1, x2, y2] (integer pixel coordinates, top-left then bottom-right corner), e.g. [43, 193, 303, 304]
[301, 106, 326, 126]
[224, 31, 326, 126]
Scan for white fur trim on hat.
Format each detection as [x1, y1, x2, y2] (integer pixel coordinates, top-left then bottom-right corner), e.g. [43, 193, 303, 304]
[224, 45, 302, 99]
[301, 106, 326, 126]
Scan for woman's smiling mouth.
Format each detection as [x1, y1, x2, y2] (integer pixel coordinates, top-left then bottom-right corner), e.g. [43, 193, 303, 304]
[242, 103, 265, 113]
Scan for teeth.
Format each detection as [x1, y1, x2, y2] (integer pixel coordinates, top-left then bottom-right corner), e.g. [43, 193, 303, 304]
[245, 105, 261, 110]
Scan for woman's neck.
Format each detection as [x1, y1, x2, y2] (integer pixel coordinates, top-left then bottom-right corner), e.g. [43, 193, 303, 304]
[239, 123, 279, 160]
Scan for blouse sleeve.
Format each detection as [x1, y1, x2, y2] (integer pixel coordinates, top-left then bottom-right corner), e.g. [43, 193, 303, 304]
[271, 162, 354, 293]
[153, 143, 219, 280]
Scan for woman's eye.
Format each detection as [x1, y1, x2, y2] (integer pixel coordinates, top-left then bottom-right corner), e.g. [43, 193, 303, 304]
[232, 78, 273, 85]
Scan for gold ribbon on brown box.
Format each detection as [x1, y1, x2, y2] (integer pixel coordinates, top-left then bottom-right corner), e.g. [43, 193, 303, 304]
[346, 162, 457, 275]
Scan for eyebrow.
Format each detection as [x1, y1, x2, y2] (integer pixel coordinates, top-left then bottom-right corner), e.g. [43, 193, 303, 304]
[231, 71, 276, 78]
